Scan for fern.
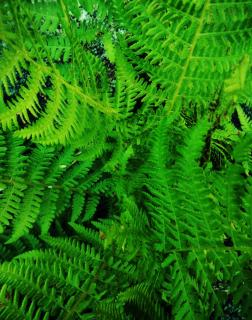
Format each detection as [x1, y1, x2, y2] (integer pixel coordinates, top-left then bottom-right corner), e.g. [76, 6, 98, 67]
[0, 1, 252, 319]
[143, 119, 252, 318]
[0, 130, 117, 242]
[0, 1, 116, 145]
[0, 235, 142, 319]
[113, 0, 252, 112]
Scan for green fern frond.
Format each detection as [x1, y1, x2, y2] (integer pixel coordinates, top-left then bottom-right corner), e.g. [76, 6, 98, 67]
[236, 104, 252, 132]
[0, 48, 27, 97]
[162, 252, 199, 320]
[116, 0, 252, 112]
[0, 1, 252, 319]
[71, 193, 85, 223]
[119, 282, 166, 320]
[0, 44, 115, 147]
[0, 285, 49, 320]
[0, 134, 26, 234]
[95, 300, 125, 320]
[69, 222, 102, 248]
[0, 129, 112, 241]
[0, 234, 141, 318]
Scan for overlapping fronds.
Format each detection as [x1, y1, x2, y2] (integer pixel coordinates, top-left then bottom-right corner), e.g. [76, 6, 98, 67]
[0, 130, 114, 242]
[143, 119, 252, 318]
[0, 0, 252, 319]
[113, 0, 252, 112]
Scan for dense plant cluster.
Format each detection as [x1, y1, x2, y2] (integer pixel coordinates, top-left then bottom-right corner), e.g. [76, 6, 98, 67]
[0, 0, 252, 319]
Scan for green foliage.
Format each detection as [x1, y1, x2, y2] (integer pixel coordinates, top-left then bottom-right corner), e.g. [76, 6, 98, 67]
[0, 0, 252, 319]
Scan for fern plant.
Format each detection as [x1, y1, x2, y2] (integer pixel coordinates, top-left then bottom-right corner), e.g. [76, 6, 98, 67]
[0, 0, 252, 319]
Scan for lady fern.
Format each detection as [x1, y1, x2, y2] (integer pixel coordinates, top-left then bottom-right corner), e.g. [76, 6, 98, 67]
[0, 0, 252, 319]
